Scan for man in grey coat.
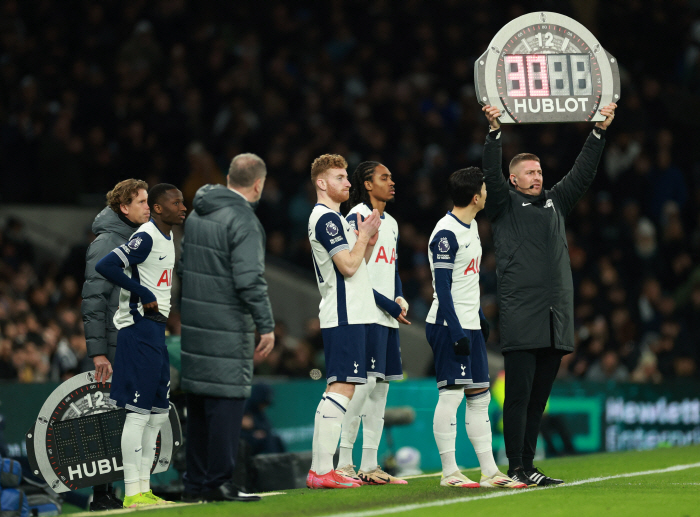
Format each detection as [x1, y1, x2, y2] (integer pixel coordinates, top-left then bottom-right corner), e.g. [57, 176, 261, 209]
[81, 178, 150, 510]
[179, 153, 275, 503]
[481, 103, 617, 487]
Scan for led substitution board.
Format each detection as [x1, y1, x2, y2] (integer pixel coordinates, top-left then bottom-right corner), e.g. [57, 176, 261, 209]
[475, 11, 620, 123]
[26, 371, 181, 492]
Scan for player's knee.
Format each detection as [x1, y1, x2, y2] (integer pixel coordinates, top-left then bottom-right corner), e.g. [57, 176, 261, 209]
[466, 390, 491, 410]
[148, 411, 169, 429]
[329, 382, 355, 399]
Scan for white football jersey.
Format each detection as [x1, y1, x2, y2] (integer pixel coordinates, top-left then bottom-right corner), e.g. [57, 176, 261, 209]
[347, 203, 400, 328]
[426, 212, 482, 330]
[112, 220, 175, 329]
[308, 204, 377, 328]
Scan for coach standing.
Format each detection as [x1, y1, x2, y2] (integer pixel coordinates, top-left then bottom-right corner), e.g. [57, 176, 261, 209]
[81, 179, 150, 510]
[179, 153, 275, 503]
[481, 103, 616, 486]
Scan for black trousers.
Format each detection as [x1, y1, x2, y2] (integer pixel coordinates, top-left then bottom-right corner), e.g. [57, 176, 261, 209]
[183, 394, 246, 493]
[503, 347, 564, 470]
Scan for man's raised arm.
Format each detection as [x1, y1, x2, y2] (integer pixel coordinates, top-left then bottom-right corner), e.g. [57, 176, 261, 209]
[482, 105, 511, 221]
[550, 103, 617, 215]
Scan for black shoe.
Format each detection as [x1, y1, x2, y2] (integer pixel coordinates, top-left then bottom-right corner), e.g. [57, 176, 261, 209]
[524, 467, 564, 486]
[506, 467, 536, 488]
[90, 492, 124, 511]
[203, 482, 261, 502]
[181, 492, 204, 503]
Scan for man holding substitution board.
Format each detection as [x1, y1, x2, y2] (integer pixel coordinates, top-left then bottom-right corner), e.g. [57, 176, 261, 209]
[481, 101, 616, 486]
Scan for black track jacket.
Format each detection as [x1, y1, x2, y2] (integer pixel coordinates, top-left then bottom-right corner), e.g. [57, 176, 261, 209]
[482, 128, 606, 353]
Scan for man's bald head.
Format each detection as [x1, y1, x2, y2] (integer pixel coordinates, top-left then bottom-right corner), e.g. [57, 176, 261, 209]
[227, 153, 267, 188]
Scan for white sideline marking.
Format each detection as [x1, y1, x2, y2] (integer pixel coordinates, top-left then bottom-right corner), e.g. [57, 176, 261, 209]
[321, 462, 700, 517]
[403, 468, 477, 480]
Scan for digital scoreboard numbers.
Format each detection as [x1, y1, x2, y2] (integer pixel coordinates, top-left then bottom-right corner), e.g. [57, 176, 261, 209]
[475, 12, 620, 124]
[26, 371, 182, 493]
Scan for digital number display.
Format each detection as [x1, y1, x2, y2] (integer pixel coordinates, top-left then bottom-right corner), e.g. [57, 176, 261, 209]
[504, 54, 591, 98]
[52, 410, 125, 467]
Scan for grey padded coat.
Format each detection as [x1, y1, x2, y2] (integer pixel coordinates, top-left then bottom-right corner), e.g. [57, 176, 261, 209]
[179, 184, 274, 398]
[81, 207, 139, 362]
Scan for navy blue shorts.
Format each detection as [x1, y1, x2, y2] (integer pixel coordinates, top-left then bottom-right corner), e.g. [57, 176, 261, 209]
[426, 323, 490, 392]
[366, 324, 403, 381]
[109, 318, 170, 415]
[321, 324, 370, 384]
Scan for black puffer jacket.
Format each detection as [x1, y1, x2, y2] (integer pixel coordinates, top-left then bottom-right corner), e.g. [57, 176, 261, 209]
[81, 207, 139, 361]
[179, 185, 274, 398]
[483, 128, 605, 353]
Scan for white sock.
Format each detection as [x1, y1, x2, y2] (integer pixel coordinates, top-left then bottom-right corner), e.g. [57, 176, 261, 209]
[433, 389, 463, 477]
[317, 392, 350, 476]
[121, 412, 150, 497]
[310, 396, 326, 473]
[339, 378, 375, 468]
[465, 391, 498, 477]
[139, 412, 170, 493]
[360, 381, 388, 472]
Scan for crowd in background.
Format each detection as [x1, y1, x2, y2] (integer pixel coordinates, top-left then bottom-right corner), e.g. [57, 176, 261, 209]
[1, 0, 700, 384]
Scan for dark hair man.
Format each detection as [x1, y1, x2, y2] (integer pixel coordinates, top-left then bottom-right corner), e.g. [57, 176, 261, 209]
[306, 154, 381, 489]
[179, 153, 274, 503]
[81, 178, 149, 511]
[426, 168, 525, 490]
[95, 184, 187, 507]
[481, 102, 617, 486]
[335, 162, 410, 486]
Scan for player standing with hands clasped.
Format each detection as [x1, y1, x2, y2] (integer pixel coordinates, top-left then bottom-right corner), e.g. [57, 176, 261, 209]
[95, 184, 186, 507]
[427, 168, 526, 489]
[335, 162, 410, 486]
[481, 102, 616, 486]
[306, 155, 381, 489]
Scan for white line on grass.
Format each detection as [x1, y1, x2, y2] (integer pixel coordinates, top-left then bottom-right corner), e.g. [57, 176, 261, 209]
[320, 461, 700, 517]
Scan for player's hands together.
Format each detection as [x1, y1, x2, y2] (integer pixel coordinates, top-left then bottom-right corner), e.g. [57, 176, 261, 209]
[358, 209, 381, 245]
[93, 354, 112, 383]
[595, 102, 617, 130]
[255, 331, 275, 359]
[482, 105, 501, 130]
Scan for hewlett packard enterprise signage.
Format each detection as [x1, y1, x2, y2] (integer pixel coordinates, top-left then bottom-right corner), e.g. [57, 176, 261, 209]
[475, 11, 620, 123]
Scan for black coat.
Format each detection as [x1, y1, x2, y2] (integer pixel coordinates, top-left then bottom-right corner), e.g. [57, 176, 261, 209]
[482, 129, 605, 353]
[179, 185, 275, 398]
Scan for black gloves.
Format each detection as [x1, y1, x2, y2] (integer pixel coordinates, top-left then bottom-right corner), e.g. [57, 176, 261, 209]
[454, 336, 471, 356]
[480, 318, 490, 342]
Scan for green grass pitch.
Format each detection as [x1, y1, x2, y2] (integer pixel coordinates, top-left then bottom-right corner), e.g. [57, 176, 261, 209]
[68, 445, 700, 517]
